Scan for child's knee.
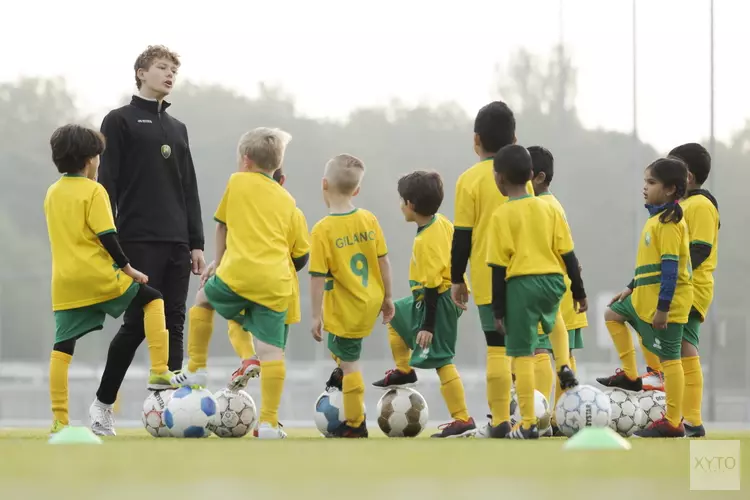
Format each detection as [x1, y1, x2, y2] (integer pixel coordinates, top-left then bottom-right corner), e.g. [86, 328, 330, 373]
[194, 289, 213, 310]
[255, 339, 284, 361]
[340, 360, 360, 375]
[681, 339, 699, 358]
[604, 308, 623, 323]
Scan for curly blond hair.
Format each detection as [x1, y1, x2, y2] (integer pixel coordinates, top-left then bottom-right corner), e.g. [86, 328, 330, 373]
[134, 45, 180, 89]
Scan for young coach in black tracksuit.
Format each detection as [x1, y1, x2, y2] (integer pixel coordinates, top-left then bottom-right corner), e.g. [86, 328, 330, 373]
[89, 46, 205, 435]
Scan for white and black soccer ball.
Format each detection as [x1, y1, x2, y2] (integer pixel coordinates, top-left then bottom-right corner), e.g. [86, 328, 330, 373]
[211, 388, 257, 438]
[605, 387, 647, 436]
[635, 390, 667, 427]
[314, 388, 366, 437]
[142, 389, 175, 437]
[377, 387, 429, 438]
[555, 384, 612, 437]
[164, 386, 217, 438]
[509, 388, 551, 432]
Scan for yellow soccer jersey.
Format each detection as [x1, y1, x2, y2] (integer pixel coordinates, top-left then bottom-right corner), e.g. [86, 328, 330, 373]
[486, 195, 573, 279]
[537, 193, 588, 330]
[44, 174, 134, 311]
[454, 158, 534, 305]
[214, 172, 309, 313]
[681, 194, 719, 319]
[309, 208, 388, 338]
[631, 214, 693, 324]
[285, 207, 310, 325]
[409, 214, 454, 301]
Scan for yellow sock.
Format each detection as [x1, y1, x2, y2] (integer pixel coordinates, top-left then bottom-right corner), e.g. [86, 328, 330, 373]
[606, 320, 638, 380]
[143, 299, 169, 374]
[549, 310, 570, 368]
[662, 359, 685, 428]
[187, 306, 214, 373]
[514, 356, 537, 428]
[388, 325, 412, 373]
[487, 346, 512, 426]
[343, 372, 366, 427]
[259, 359, 285, 426]
[228, 320, 255, 359]
[682, 356, 703, 426]
[437, 364, 470, 421]
[570, 355, 577, 374]
[49, 350, 72, 425]
[640, 337, 663, 372]
[534, 353, 554, 403]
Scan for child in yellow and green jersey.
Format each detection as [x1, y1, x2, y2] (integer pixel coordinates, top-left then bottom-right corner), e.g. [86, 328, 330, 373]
[218, 166, 310, 392]
[597, 157, 693, 438]
[371, 171, 476, 438]
[173, 127, 310, 440]
[44, 124, 174, 435]
[486, 145, 588, 439]
[451, 102, 577, 438]
[526, 146, 588, 436]
[309, 154, 395, 438]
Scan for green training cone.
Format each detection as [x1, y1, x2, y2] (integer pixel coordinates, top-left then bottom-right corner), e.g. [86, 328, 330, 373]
[48, 426, 103, 445]
[563, 426, 631, 451]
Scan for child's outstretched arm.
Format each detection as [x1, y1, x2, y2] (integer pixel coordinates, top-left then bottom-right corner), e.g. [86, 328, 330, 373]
[378, 255, 395, 323]
[310, 276, 325, 342]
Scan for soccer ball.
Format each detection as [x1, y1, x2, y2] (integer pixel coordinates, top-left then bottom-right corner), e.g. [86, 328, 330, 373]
[164, 386, 217, 438]
[605, 388, 647, 436]
[211, 388, 257, 438]
[509, 388, 551, 432]
[377, 387, 429, 438]
[636, 390, 667, 427]
[142, 389, 175, 437]
[555, 384, 612, 437]
[314, 388, 366, 437]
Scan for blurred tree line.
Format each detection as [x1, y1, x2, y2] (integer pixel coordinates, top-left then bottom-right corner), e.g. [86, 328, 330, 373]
[1, 46, 747, 365]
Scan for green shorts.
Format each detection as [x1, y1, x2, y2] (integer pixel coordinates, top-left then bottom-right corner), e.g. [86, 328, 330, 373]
[683, 309, 703, 349]
[54, 283, 140, 343]
[327, 333, 363, 362]
[232, 313, 292, 349]
[204, 276, 287, 349]
[609, 295, 683, 361]
[504, 274, 565, 357]
[537, 328, 584, 352]
[389, 292, 462, 369]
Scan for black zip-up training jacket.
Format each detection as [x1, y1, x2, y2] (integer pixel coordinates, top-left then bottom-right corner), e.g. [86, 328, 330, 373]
[98, 95, 204, 250]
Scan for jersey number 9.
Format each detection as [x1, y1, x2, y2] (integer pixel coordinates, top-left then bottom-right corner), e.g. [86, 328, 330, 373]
[350, 253, 369, 287]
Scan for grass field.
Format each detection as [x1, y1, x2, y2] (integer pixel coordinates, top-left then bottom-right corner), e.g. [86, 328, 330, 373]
[1, 428, 748, 499]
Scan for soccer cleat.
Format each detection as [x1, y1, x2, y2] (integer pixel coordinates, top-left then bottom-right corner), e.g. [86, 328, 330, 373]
[641, 368, 665, 391]
[431, 417, 477, 438]
[549, 423, 565, 437]
[330, 421, 369, 438]
[49, 420, 67, 435]
[541, 426, 554, 437]
[507, 423, 539, 440]
[170, 368, 208, 388]
[685, 422, 706, 438]
[147, 370, 176, 390]
[632, 417, 685, 438]
[228, 356, 261, 391]
[371, 368, 418, 389]
[557, 365, 579, 390]
[596, 368, 643, 392]
[256, 422, 287, 440]
[89, 400, 116, 436]
[474, 415, 512, 439]
[325, 367, 344, 391]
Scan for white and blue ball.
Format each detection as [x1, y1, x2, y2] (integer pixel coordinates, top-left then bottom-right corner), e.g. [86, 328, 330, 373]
[164, 386, 217, 438]
[314, 388, 366, 437]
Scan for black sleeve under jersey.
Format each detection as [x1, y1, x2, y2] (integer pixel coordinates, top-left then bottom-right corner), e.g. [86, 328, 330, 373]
[98, 232, 129, 269]
[690, 242, 712, 270]
[292, 253, 309, 272]
[491, 265, 507, 320]
[420, 287, 439, 333]
[451, 230, 472, 284]
[561, 251, 586, 300]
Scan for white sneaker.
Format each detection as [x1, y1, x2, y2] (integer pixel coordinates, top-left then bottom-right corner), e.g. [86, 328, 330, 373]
[89, 400, 116, 436]
[170, 368, 208, 388]
[256, 422, 287, 440]
[474, 422, 490, 439]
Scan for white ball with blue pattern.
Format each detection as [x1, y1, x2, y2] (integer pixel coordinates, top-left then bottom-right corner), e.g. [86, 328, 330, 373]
[314, 388, 366, 437]
[164, 386, 218, 438]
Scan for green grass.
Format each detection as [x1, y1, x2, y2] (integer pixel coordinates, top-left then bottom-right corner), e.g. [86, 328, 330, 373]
[1, 428, 749, 499]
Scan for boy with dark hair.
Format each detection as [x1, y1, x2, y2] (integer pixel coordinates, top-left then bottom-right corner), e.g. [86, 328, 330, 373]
[45, 124, 174, 435]
[451, 102, 576, 438]
[92, 45, 205, 435]
[527, 146, 588, 435]
[372, 171, 476, 438]
[487, 145, 587, 439]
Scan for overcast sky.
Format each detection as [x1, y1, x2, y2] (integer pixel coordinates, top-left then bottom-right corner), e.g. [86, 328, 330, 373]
[2, 0, 745, 152]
